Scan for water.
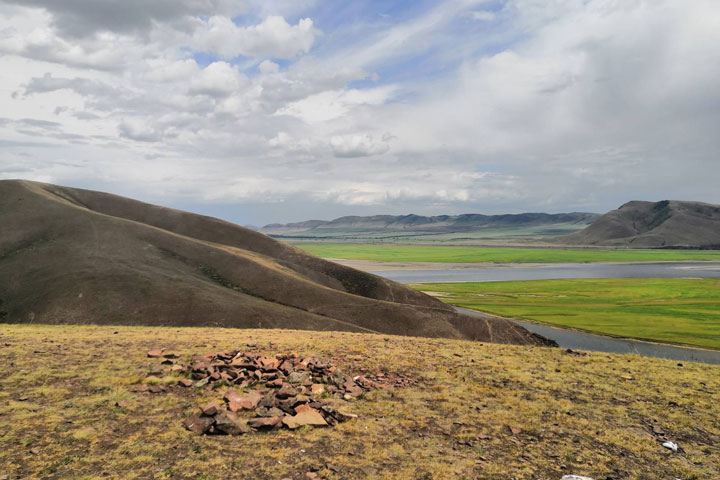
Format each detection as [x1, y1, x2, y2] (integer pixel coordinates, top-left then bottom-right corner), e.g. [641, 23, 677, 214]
[372, 261, 720, 283]
[368, 261, 720, 364]
[458, 308, 720, 364]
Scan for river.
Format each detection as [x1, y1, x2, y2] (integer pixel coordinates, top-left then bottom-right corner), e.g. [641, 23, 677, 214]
[358, 260, 720, 364]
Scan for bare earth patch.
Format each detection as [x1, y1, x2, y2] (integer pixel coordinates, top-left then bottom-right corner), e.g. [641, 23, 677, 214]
[0, 325, 718, 479]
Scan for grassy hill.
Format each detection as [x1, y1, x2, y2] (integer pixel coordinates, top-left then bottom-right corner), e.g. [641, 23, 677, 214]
[0, 180, 545, 345]
[561, 200, 720, 248]
[0, 325, 718, 479]
[262, 213, 598, 244]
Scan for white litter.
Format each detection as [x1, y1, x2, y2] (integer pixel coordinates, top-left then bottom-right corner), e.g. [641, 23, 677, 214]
[662, 440, 679, 452]
[561, 476, 595, 480]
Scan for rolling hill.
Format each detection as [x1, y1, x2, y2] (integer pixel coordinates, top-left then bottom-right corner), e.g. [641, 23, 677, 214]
[261, 212, 599, 243]
[561, 200, 720, 248]
[0, 180, 549, 345]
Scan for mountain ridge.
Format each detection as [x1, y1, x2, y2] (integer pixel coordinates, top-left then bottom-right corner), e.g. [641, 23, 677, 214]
[0, 179, 550, 346]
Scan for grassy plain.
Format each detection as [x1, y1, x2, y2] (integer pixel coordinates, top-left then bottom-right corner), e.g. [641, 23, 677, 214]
[1, 324, 719, 479]
[294, 243, 720, 263]
[413, 278, 720, 349]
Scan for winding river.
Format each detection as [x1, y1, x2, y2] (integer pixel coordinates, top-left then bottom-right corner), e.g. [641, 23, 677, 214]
[356, 261, 720, 364]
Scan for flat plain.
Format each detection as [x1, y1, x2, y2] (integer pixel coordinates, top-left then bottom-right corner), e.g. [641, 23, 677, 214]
[413, 278, 720, 350]
[294, 243, 720, 264]
[1, 325, 719, 479]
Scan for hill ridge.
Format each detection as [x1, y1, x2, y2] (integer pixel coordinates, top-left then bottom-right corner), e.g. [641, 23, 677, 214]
[0, 179, 550, 346]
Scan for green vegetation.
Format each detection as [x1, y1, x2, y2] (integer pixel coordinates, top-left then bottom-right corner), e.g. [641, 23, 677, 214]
[1, 325, 719, 479]
[413, 278, 720, 349]
[295, 243, 720, 263]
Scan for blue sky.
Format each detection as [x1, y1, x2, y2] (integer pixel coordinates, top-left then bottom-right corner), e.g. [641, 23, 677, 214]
[1, 0, 719, 225]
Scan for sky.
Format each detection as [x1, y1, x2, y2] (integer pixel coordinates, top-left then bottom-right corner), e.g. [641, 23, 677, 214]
[1, 0, 719, 226]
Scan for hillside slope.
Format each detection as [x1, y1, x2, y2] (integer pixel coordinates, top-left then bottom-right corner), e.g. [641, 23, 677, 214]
[561, 200, 720, 248]
[262, 212, 598, 239]
[0, 180, 548, 345]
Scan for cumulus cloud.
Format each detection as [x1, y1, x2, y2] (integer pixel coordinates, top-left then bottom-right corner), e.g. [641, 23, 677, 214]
[330, 133, 391, 158]
[1, 0, 245, 37]
[192, 15, 318, 59]
[1, 0, 719, 224]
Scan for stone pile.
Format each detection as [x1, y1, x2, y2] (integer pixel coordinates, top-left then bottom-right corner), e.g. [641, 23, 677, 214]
[159, 349, 396, 435]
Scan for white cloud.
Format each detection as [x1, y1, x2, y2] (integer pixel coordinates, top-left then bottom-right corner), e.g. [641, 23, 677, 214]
[330, 133, 391, 158]
[191, 15, 318, 59]
[275, 86, 395, 122]
[188, 61, 247, 97]
[1, 0, 719, 223]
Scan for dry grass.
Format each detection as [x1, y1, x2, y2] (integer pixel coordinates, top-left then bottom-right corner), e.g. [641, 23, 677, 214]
[0, 324, 718, 480]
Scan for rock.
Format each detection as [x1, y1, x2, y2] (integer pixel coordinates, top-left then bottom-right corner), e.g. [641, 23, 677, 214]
[255, 406, 285, 418]
[177, 378, 193, 387]
[248, 416, 283, 429]
[266, 378, 283, 388]
[276, 383, 298, 399]
[508, 426, 522, 435]
[163, 352, 180, 359]
[148, 384, 166, 394]
[310, 384, 326, 396]
[283, 410, 328, 429]
[225, 391, 262, 411]
[287, 371, 310, 384]
[295, 404, 315, 413]
[560, 476, 595, 480]
[320, 405, 357, 422]
[201, 402, 221, 416]
[213, 410, 251, 435]
[114, 401, 131, 408]
[183, 415, 214, 434]
[147, 348, 165, 358]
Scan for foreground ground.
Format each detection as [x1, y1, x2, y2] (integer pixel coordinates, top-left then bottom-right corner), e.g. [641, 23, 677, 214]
[413, 279, 720, 350]
[1, 325, 719, 479]
[294, 244, 720, 264]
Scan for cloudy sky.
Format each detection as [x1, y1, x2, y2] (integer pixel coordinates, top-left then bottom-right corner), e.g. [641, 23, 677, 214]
[1, 0, 719, 225]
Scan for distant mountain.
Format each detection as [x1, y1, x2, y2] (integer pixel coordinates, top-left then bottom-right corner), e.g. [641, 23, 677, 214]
[0, 180, 550, 346]
[561, 200, 720, 248]
[261, 212, 599, 240]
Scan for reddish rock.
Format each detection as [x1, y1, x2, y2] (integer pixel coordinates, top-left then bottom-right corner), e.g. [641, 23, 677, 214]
[225, 391, 262, 411]
[178, 378, 193, 387]
[294, 404, 316, 414]
[248, 416, 283, 429]
[283, 410, 328, 429]
[310, 384, 326, 396]
[148, 384, 166, 394]
[201, 402, 221, 416]
[163, 352, 180, 359]
[266, 378, 283, 388]
[213, 410, 251, 435]
[183, 415, 214, 434]
[147, 348, 165, 358]
[276, 383, 298, 399]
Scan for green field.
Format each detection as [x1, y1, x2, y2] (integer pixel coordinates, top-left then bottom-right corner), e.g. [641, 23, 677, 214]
[412, 278, 720, 349]
[295, 243, 720, 263]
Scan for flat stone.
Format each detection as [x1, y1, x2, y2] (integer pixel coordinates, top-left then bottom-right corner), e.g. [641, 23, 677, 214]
[283, 410, 328, 429]
[147, 348, 165, 358]
[201, 402, 221, 416]
[183, 415, 214, 435]
[248, 416, 283, 429]
[310, 384, 326, 396]
[255, 406, 285, 418]
[294, 404, 316, 414]
[287, 371, 310, 384]
[177, 378, 193, 387]
[213, 410, 251, 435]
[225, 391, 262, 411]
[148, 384, 166, 394]
[276, 383, 298, 399]
[266, 378, 283, 388]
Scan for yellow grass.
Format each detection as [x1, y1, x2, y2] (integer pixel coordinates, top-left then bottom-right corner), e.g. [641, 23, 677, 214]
[0, 324, 718, 479]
